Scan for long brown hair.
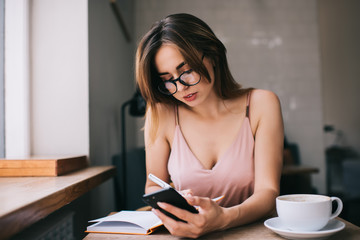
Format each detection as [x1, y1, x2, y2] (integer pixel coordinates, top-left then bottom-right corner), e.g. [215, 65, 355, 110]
[136, 13, 248, 142]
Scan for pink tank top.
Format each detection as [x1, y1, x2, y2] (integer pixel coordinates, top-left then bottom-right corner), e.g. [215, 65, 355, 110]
[168, 93, 255, 207]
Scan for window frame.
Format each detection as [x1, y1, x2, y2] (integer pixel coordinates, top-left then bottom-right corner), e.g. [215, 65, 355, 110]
[3, 0, 31, 158]
[0, 0, 5, 158]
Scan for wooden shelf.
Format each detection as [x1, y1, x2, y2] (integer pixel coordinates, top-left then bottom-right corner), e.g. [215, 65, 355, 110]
[282, 165, 319, 175]
[0, 166, 116, 240]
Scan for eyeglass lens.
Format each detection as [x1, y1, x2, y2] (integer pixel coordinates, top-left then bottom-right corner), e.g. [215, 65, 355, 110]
[159, 70, 200, 95]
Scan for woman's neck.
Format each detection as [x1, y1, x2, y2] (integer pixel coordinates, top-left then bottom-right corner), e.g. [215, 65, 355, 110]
[184, 92, 228, 120]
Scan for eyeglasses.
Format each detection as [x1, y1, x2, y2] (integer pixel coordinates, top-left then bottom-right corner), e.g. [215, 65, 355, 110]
[158, 54, 205, 95]
[157, 69, 201, 95]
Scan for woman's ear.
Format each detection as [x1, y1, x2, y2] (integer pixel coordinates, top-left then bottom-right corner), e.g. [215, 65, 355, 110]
[207, 55, 216, 68]
[210, 58, 215, 68]
[203, 55, 215, 67]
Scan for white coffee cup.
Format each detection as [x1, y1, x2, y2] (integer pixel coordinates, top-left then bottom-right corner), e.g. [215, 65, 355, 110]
[276, 194, 343, 231]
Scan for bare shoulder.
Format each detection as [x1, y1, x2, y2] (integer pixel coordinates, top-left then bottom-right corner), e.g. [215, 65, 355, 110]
[251, 89, 280, 104]
[156, 102, 176, 123]
[249, 89, 282, 128]
[146, 102, 175, 122]
[145, 102, 176, 143]
[250, 89, 281, 111]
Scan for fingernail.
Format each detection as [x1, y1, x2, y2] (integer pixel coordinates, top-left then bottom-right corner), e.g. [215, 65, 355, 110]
[157, 202, 165, 208]
[187, 195, 194, 202]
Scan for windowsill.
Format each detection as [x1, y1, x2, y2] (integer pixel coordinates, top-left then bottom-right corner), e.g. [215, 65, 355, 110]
[0, 166, 116, 240]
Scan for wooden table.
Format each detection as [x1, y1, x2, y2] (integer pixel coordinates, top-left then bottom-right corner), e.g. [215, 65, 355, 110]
[84, 217, 360, 239]
[0, 166, 116, 240]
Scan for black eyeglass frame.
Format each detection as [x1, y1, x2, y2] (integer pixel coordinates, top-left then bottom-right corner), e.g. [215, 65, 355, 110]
[157, 69, 201, 95]
[157, 54, 205, 96]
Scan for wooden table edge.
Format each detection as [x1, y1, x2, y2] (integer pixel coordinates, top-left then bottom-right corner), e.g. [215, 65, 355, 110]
[0, 166, 116, 240]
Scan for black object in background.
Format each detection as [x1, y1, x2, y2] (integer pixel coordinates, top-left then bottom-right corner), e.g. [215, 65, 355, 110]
[114, 89, 146, 210]
[113, 148, 146, 211]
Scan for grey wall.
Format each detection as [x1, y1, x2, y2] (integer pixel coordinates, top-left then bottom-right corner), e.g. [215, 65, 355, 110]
[88, 0, 136, 217]
[319, 0, 360, 153]
[134, 0, 326, 193]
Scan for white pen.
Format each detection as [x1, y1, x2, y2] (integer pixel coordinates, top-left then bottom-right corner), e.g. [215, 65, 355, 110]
[148, 173, 173, 189]
[148, 173, 225, 203]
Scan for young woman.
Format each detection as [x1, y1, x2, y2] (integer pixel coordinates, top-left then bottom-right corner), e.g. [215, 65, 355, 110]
[136, 13, 284, 238]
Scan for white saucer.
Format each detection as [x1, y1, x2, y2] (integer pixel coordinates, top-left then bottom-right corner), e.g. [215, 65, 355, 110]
[264, 217, 345, 240]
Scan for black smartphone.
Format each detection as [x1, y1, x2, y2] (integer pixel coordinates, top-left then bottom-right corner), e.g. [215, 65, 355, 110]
[142, 187, 198, 222]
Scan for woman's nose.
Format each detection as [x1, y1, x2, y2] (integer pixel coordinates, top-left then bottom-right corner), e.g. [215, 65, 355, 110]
[177, 81, 189, 92]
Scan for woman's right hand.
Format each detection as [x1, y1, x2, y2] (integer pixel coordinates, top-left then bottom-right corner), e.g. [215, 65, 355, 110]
[179, 189, 193, 197]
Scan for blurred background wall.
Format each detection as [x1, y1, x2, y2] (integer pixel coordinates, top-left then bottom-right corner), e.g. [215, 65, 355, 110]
[88, 0, 135, 218]
[319, 0, 360, 152]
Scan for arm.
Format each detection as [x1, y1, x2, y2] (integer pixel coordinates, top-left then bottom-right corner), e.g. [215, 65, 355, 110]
[221, 89, 284, 228]
[144, 104, 174, 194]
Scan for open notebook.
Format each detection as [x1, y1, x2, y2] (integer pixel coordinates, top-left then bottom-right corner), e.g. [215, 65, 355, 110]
[86, 211, 163, 235]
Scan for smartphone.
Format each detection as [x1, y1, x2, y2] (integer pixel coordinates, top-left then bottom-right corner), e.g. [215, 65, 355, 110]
[142, 187, 198, 222]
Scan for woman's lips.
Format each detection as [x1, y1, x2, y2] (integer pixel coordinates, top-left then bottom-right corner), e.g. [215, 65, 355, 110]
[183, 92, 197, 102]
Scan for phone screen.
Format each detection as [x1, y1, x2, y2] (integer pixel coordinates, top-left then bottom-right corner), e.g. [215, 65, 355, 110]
[142, 188, 198, 222]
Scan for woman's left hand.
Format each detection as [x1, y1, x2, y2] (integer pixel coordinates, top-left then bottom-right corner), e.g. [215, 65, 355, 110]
[152, 194, 227, 238]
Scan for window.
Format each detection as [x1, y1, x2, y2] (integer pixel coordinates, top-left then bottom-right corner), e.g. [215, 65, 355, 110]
[0, 0, 5, 158]
[2, 0, 31, 158]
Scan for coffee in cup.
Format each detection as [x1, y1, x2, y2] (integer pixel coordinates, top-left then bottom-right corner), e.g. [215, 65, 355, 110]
[276, 194, 343, 231]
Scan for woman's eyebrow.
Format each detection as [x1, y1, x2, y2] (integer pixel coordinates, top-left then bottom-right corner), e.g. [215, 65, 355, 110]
[158, 61, 186, 76]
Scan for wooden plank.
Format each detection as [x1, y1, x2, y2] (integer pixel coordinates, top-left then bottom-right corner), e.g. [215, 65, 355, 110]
[0, 155, 88, 176]
[0, 166, 116, 240]
[282, 165, 319, 175]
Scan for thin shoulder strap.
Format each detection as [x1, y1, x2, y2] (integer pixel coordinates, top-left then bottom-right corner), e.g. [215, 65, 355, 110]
[175, 105, 179, 126]
[246, 91, 251, 119]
